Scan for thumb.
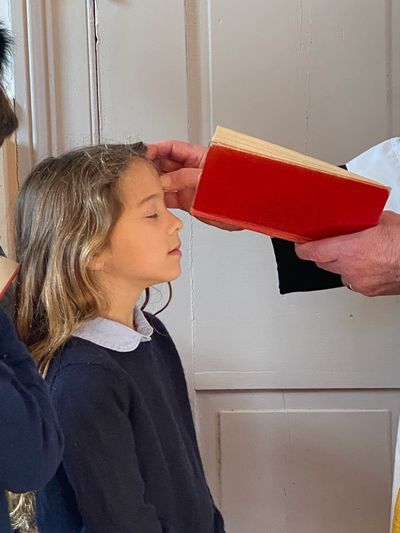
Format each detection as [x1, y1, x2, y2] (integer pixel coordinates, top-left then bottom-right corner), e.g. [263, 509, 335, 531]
[295, 236, 345, 263]
[160, 168, 202, 192]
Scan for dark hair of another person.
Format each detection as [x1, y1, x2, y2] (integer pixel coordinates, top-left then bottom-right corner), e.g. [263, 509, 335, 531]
[0, 23, 18, 147]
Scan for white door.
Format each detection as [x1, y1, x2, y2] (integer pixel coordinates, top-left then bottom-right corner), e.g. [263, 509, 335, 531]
[11, 1, 400, 531]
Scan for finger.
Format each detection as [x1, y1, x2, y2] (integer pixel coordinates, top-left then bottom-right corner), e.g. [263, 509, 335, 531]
[315, 260, 343, 275]
[156, 159, 184, 173]
[147, 141, 176, 160]
[341, 276, 352, 290]
[146, 144, 158, 160]
[341, 276, 363, 293]
[164, 190, 193, 212]
[341, 276, 369, 296]
[147, 140, 206, 167]
[341, 272, 388, 296]
[164, 192, 179, 209]
[160, 168, 201, 192]
[295, 236, 345, 263]
[191, 213, 243, 231]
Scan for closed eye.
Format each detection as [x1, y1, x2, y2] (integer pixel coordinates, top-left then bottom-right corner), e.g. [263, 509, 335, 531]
[145, 213, 159, 219]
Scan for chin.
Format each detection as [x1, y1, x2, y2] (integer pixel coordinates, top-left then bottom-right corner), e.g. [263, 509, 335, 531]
[166, 266, 182, 282]
[150, 268, 182, 286]
[167, 270, 182, 282]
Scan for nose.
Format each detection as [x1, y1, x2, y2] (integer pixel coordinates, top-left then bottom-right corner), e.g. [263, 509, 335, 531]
[168, 211, 183, 233]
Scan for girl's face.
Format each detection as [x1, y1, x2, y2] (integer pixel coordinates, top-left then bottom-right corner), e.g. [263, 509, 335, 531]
[94, 160, 183, 290]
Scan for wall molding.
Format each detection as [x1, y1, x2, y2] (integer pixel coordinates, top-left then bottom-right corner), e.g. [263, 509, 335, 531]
[10, 0, 99, 183]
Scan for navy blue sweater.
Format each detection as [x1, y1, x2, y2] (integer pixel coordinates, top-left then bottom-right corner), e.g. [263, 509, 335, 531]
[36, 314, 224, 533]
[0, 308, 63, 533]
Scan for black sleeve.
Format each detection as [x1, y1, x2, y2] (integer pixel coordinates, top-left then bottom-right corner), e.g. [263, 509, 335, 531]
[271, 238, 343, 294]
[0, 309, 63, 492]
[271, 164, 346, 294]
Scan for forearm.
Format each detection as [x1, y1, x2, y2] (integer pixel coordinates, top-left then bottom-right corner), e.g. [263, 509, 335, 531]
[0, 364, 62, 491]
[0, 311, 63, 491]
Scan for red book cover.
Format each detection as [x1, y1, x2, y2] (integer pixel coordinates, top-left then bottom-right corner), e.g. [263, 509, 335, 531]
[191, 127, 390, 243]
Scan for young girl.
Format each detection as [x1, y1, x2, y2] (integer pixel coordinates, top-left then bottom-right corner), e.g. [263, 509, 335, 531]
[14, 143, 225, 532]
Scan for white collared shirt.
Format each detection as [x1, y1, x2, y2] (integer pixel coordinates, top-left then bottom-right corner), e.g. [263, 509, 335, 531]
[73, 306, 153, 352]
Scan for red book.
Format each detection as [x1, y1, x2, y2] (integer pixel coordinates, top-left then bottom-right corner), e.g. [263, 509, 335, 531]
[191, 127, 390, 242]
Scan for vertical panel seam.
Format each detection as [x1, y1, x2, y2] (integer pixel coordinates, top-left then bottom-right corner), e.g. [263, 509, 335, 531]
[86, 0, 100, 144]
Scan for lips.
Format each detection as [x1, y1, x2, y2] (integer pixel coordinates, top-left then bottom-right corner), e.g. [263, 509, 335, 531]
[168, 242, 182, 254]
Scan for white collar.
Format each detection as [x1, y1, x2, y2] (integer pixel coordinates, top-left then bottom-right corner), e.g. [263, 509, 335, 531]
[73, 306, 153, 352]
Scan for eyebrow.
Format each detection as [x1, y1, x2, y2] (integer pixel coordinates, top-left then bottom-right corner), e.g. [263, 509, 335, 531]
[136, 192, 163, 207]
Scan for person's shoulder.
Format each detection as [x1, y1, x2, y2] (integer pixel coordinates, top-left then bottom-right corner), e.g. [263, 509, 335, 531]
[60, 336, 113, 363]
[48, 338, 131, 410]
[48, 337, 125, 388]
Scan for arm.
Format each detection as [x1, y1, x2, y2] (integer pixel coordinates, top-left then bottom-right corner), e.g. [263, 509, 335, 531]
[148, 140, 327, 292]
[148, 140, 342, 292]
[51, 362, 165, 533]
[0, 308, 63, 491]
[295, 139, 400, 296]
[149, 138, 400, 296]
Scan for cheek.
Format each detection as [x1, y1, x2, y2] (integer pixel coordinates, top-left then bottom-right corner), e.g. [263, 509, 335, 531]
[109, 224, 161, 265]
[110, 219, 140, 252]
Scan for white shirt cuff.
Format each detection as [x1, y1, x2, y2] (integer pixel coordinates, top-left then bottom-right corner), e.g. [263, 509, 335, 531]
[346, 138, 400, 213]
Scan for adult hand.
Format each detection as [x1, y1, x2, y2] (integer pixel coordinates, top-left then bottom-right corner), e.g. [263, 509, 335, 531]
[147, 140, 207, 174]
[147, 140, 241, 231]
[295, 211, 400, 296]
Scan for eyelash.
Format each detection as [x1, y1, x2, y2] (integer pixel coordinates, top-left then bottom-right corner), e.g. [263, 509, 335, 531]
[146, 213, 159, 219]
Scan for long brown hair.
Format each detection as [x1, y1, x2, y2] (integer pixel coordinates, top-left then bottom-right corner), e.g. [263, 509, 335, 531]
[14, 143, 156, 374]
[11, 142, 176, 530]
